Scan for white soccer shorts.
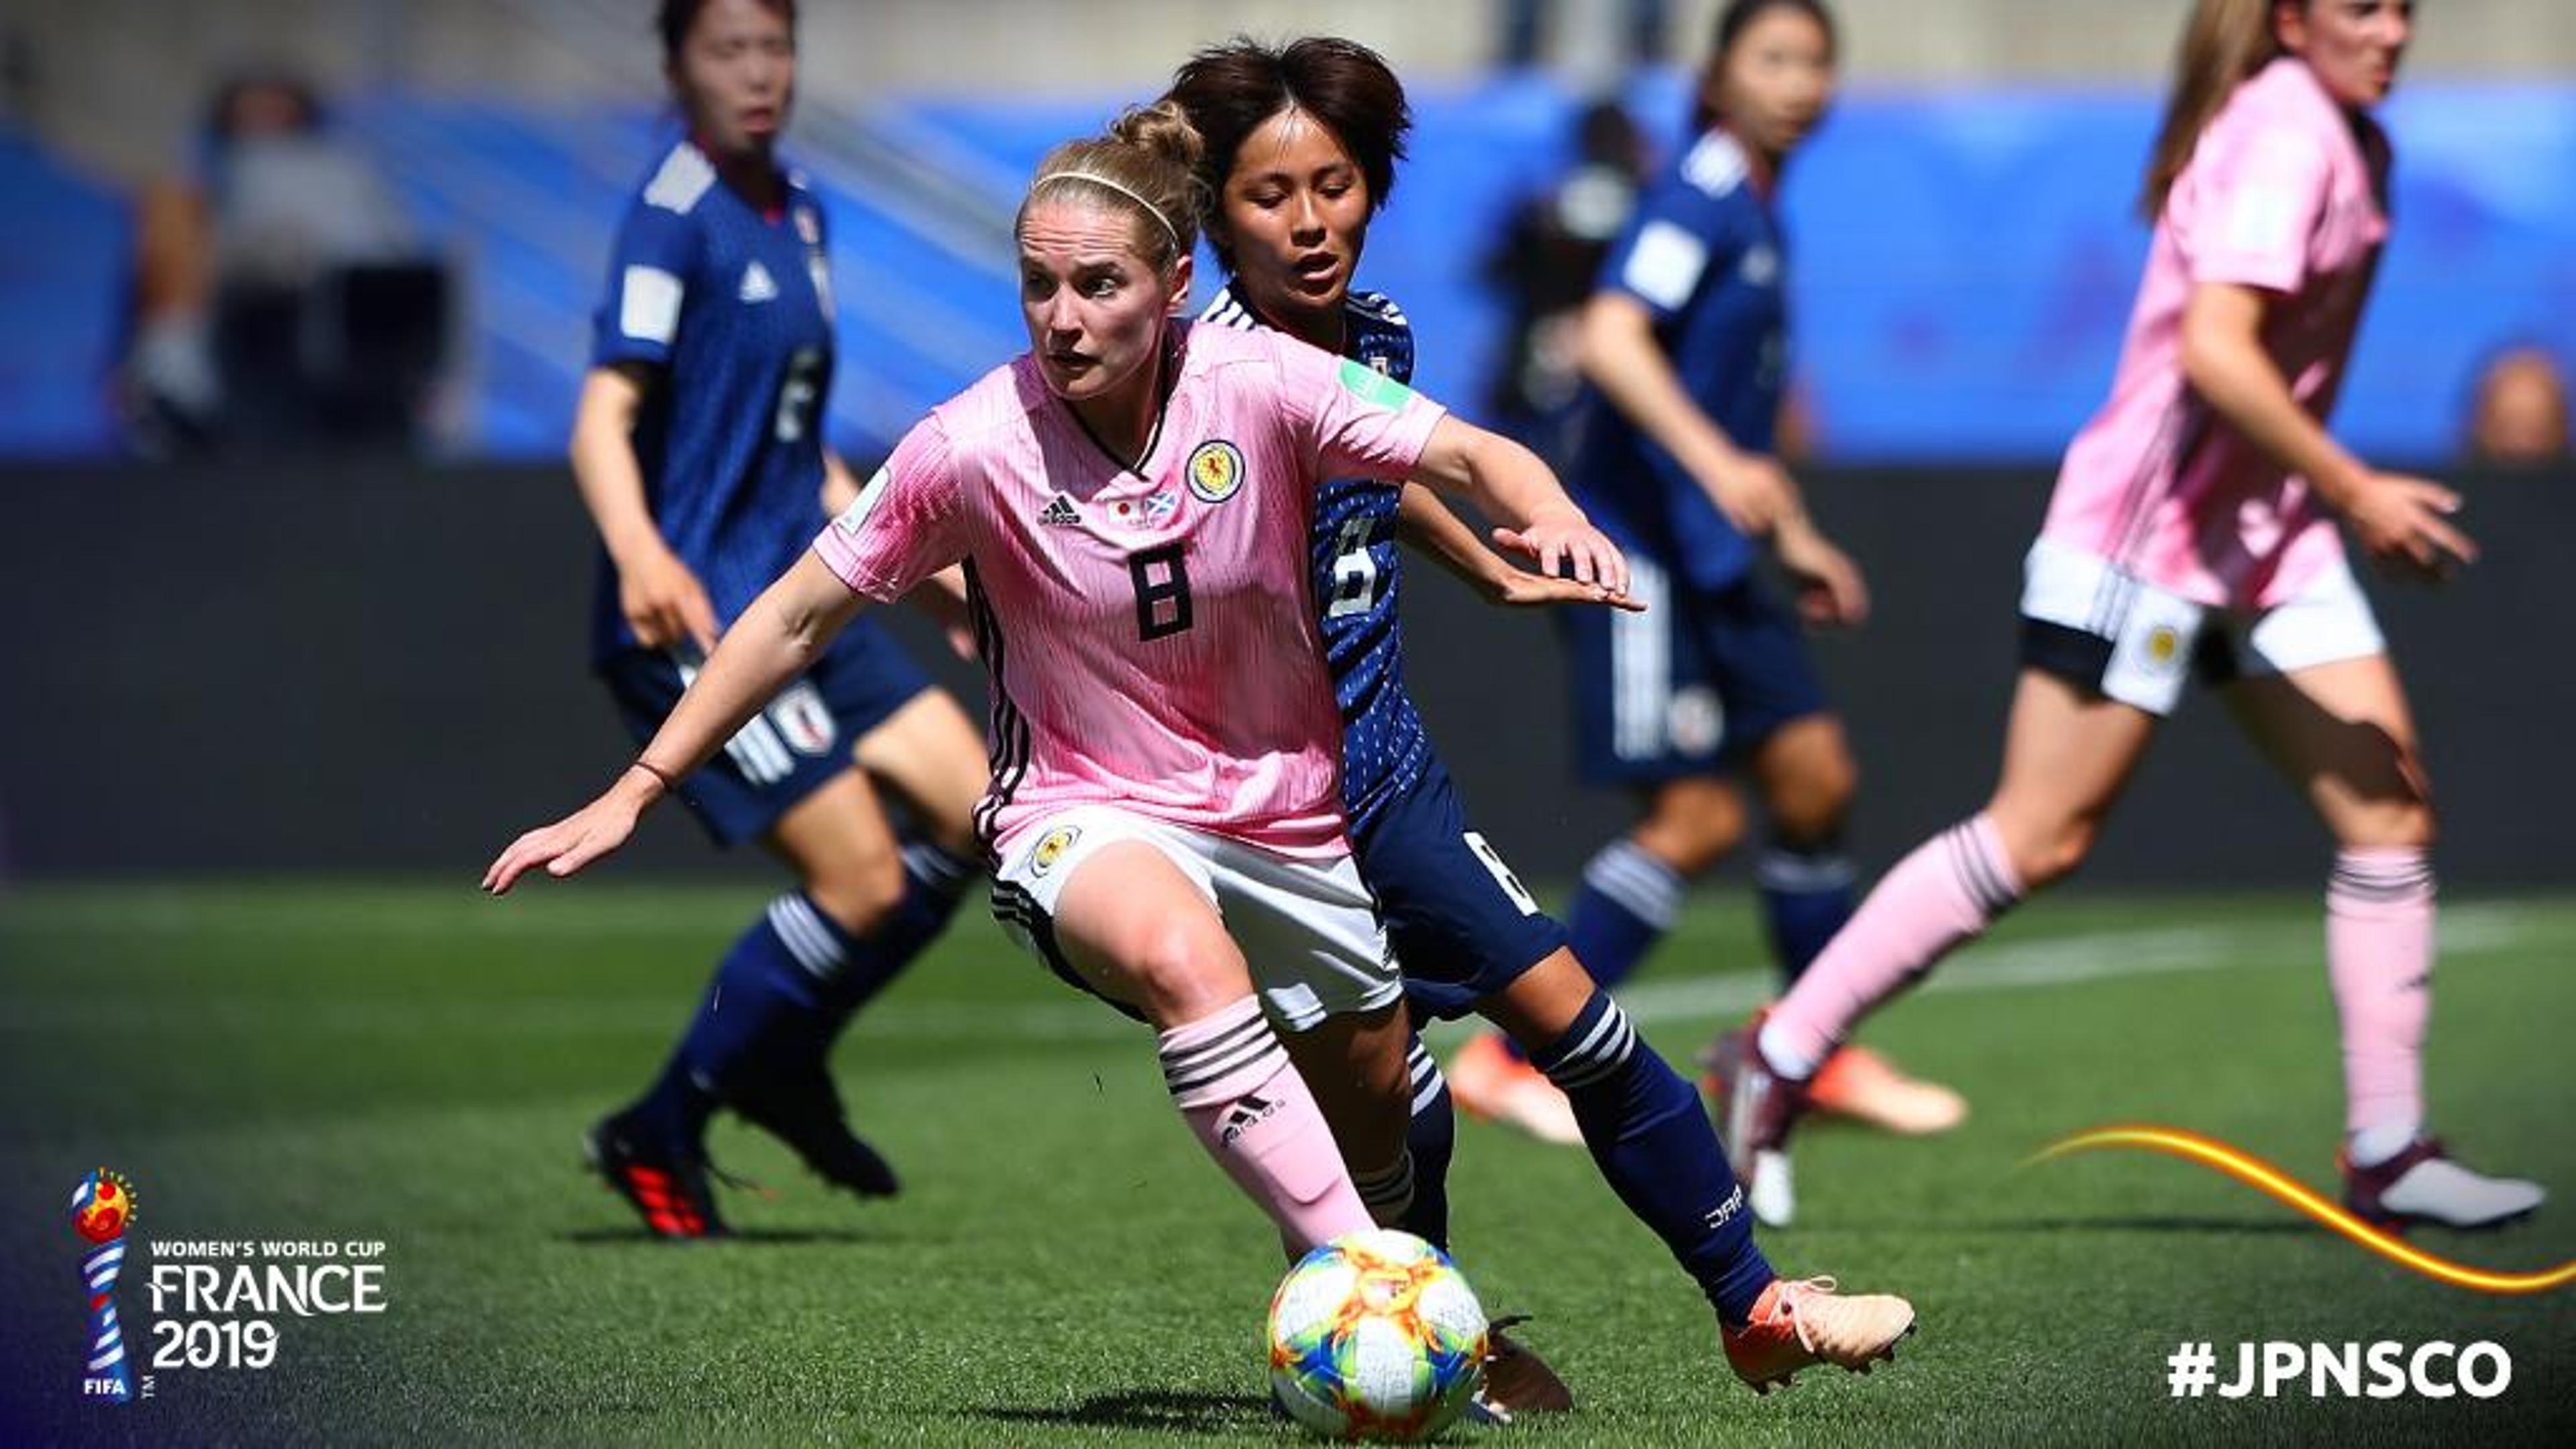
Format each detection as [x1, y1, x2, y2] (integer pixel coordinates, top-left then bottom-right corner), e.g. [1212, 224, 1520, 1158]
[988, 804, 1401, 1032]
[2019, 537, 2386, 716]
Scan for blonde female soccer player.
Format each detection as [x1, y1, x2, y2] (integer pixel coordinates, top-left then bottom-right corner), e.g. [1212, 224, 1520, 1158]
[497, 98, 1625, 1256]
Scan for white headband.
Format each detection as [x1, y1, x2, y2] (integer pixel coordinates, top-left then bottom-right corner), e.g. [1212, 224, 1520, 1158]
[1032, 170, 1182, 250]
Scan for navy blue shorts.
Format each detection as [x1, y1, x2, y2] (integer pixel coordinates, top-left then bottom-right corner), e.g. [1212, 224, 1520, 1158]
[1353, 758, 1570, 1022]
[598, 616, 933, 847]
[1562, 559, 1829, 784]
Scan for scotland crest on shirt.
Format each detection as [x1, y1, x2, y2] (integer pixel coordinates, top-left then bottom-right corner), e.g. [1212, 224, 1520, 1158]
[1186, 440, 1245, 504]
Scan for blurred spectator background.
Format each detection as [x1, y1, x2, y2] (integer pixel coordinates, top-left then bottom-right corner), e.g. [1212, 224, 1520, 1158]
[1, 0, 2572, 466]
[127, 70, 449, 453]
[1479, 97, 1648, 464]
[2462, 345, 2570, 468]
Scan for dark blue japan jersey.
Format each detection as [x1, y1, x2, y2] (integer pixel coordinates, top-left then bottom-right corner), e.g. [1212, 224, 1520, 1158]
[1198, 281, 1429, 830]
[589, 139, 837, 659]
[1572, 128, 1788, 593]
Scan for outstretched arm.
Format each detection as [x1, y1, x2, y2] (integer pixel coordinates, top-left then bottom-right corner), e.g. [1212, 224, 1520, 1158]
[483, 551, 867, 893]
[1395, 482, 1511, 596]
[1406, 414, 1629, 598]
[2182, 282, 2475, 580]
[1395, 482, 1642, 610]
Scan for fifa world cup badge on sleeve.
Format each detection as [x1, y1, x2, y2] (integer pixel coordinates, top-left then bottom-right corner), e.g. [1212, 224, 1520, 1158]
[1335, 356, 1413, 409]
[71, 1169, 138, 1405]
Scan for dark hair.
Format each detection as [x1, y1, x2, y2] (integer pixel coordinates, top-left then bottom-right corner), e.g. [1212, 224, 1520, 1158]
[656, 0, 796, 67]
[1019, 101, 1208, 275]
[203, 71, 325, 148]
[1690, 0, 1837, 136]
[2139, 0, 2295, 219]
[1164, 36, 1410, 271]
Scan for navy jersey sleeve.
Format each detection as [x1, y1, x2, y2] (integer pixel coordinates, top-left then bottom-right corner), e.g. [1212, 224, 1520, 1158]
[591, 199, 701, 369]
[1596, 136, 1752, 325]
[1349, 294, 1415, 386]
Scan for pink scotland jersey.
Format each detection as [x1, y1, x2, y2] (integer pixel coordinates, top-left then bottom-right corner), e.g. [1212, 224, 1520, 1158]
[2043, 56, 2390, 609]
[812, 321, 1446, 861]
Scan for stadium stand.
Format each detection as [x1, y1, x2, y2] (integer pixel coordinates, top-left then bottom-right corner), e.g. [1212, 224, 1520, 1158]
[2, 4, 2571, 462]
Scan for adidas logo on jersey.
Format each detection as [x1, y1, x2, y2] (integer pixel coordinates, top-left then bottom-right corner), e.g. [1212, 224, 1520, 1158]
[1037, 494, 1081, 527]
[739, 260, 778, 303]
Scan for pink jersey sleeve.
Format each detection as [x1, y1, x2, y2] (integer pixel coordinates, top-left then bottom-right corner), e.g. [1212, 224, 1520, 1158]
[810, 418, 969, 602]
[1267, 328, 1447, 481]
[2178, 114, 2334, 295]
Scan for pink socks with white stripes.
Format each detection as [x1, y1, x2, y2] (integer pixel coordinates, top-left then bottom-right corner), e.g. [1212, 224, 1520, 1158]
[1159, 995, 1372, 1254]
[2327, 847, 2434, 1167]
[1756, 815, 2435, 1172]
[1762, 815, 2025, 1077]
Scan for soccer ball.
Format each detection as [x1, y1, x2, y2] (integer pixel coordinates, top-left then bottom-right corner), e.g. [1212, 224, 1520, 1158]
[1266, 1229, 1488, 1442]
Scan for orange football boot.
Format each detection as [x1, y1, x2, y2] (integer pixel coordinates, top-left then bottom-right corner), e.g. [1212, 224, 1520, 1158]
[1721, 1277, 1916, 1394]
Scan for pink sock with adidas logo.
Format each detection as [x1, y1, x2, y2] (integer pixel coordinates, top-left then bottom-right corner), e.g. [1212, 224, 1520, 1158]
[1159, 994, 1371, 1254]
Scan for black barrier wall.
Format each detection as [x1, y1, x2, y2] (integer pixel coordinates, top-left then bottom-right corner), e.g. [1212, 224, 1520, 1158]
[1, 460, 2568, 885]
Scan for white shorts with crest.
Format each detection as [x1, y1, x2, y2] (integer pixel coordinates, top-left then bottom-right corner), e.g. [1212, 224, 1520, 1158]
[987, 804, 1399, 1032]
[2018, 538, 2385, 716]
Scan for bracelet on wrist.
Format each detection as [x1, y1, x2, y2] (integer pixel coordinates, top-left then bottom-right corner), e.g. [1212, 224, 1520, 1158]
[631, 759, 679, 794]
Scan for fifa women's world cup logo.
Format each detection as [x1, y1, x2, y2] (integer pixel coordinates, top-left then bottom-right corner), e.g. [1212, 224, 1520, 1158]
[70, 1169, 138, 1404]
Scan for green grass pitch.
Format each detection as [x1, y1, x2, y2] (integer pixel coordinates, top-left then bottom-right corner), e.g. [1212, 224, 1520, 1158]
[3, 883, 2570, 1446]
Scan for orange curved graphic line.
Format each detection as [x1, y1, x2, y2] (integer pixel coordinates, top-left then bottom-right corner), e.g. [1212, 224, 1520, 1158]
[2030, 1124, 2574, 1295]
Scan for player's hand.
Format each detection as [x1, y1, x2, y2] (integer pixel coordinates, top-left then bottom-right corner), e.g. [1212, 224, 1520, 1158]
[2346, 472, 2477, 583]
[482, 770, 657, 895]
[1493, 515, 1630, 596]
[619, 547, 720, 653]
[1703, 454, 1801, 537]
[1488, 566, 1646, 612]
[1773, 519, 1870, 626]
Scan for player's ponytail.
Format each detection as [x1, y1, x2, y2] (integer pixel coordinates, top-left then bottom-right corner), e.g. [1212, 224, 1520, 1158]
[2140, 0, 2288, 220]
[1020, 101, 1208, 274]
[1110, 99, 1207, 179]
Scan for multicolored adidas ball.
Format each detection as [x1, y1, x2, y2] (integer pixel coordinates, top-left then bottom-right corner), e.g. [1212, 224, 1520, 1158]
[1266, 1229, 1488, 1442]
